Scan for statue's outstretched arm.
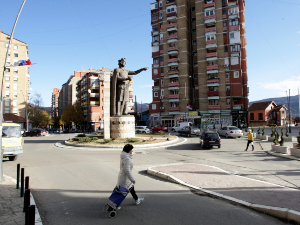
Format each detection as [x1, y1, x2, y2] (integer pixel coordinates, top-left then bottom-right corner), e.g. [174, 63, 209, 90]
[128, 67, 148, 75]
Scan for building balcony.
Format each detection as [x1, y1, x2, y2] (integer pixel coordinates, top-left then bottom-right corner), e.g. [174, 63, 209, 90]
[225, 78, 230, 82]
[151, 31, 159, 36]
[167, 12, 177, 17]
[152, 64, 159, 68]
[167, 22, 177, 28]
[168, 70, 179, 75]
[90, 85, 99, 89]
[233, 104, 242, 109]
[169, 94, 179, 99]
[205, 18, 216, 25]
[208, 105, 220, 110]
[205, 27, 216, 33]
[204, 2, 215, 8]
[169, 106, 180, 111]
[167, 26, 177, 32]
[226, 90, 230, 96]
[229, 25, 239, 32]
[206, 52, 217, 58]
[168, 81, 179, 87]
[224, 52, 229, 57]
[151, 19, 159, 25]
[167, 16, 177, 21]
[152, 85, 160, 91]
[206, 39, 217, 45]
[166, 0, 176, 6]
[160, 50, 164, 54]
[90, 93, 99, 98]
[207, 91, 219, 96]
[223, 14, 226, 19]
[226, 104, 231, 109]
[160, 62, 164, 66]
[207, 78, 219, 83]
[168, 58, 178, 63]
[228, 1, 237, 7]
[168, 46, 178, 51]
[167, 34, 178, 40]
[207, 65, 218, 70]
[152, 41, 159, 46]
[205, 15, 216, 20]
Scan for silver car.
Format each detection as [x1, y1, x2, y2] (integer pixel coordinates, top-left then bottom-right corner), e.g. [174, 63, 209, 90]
[218, 126, 243, 138]
[135, 126, 150, 134]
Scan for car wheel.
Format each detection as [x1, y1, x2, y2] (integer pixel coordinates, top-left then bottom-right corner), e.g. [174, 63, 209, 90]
[225, 133, 228, 138]
[187, 133, 191, 137]
[238, 136, 241, 138]
[218, 145, 221, 148]
[9, 156, 18, 161]
[142, 131, 145, 134]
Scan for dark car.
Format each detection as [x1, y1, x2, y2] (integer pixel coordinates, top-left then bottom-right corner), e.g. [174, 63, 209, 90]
[178, 126, 200, 137]
[23, 128, 48, 137]
[200, 131, 221, 149]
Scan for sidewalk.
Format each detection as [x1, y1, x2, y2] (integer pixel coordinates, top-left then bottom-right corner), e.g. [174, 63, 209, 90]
[148, 163, 300, 224]
[0, 175, 42, 225]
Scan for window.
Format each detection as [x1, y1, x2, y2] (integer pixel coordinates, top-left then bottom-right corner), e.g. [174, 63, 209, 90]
[5, 75, 10, 81]
[229, 19, 238, 26]
[250, 113, 254, 120]
[6, 58, 10, 65]
[154, 69, 158, 75]
[13, 108, 18, 114]
[230, 33, 235, 39]
[231, 57, 239, 65]
[152, 36, 159, 42]
[5, 100, 10, 106]
[192, 17, 196, 22]
[14, 52, 18, 57]
[161, 67, 164, 73]
[206, 34, 216, 41]
[151, 13, 158, 21]
[14, 68, 18, 74]
[192, 29, 196, 33]
[13, 84, 18, 90]
[152, 104, 157, 110]
[5, 43, 10, 48]
[154, 92, 158, 97]
[233, 71, 239, 78]
[231, 45, 240, 52]
[153, 57, 159, 64]
[225, 73, 229, 78]
[161, 89, 164, 96]
[13, 100, 17, 106]
[6, 50, 11, 56]
[13, 45, 18, 50]
[259, 113, 263, 120]
[5, 83, 10, 89]
[191, 6, 195, 11]
[193, 51, 197, 56]
[192, 40, 197, 45]
[159, 1, 162, 7]
[226, 99, 230, 105]
[13, 92, 17, 98]
[152, 26, 158, 32]
[229, 7, 238, 15]
[194, 62, 198, 67]
[161, 78, 164, 85]
[160, 11, 163, 19]
[167, 6, 176, 13]
[5, 91, 10, 97]
[5, 108, 10, 113]
[226, 86, 230, 91]
[205, 10, 214, 17]
[13, 76, 18, 81]
[160, 56, 163, 62]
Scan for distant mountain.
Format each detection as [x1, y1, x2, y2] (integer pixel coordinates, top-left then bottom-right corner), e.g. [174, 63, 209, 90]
[250, 95, 300, 118]
[133, 102, 149, 113]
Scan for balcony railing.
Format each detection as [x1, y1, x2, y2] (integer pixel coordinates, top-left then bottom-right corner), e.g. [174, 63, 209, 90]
[225, 78, 230, 82]
[206, 52, 217, 58]
[222, 14, 226, 19]
[207, 65, 218, 70]
[168, 23, 177, 28]
[229, 25, 239, 32]
[204, 2, 215, 8]
[207, 91, 219, 96]
[205, 27, 216, 33]
[167, 34, 178, 40]
[226, 90, 230, 96]
[168, 81, 179, 87]
[169, 94, 179, 99]
[168, 58, 178, 63]
[166, 0, 176, 6]
[167, 12, 177, 17]
[168, 70, 179, 75]
[169, 107, 180, 111]
[152, 85, 160, 89]
[208, 105, 220, 109]
[205, 15, 215, 20]
[206, 39, 217, 45]
[168, 46, 178, 51]
[207, 78, 219, 83]
[226, 104, 231, 109]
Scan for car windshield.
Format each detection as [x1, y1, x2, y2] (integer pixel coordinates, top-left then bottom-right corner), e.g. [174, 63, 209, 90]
[2, 126, 21, 138]
[229, 127, 239, 130]
[206, 133, 218, 139]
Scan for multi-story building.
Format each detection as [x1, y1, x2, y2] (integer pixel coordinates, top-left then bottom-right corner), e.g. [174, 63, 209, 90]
[0, 30, 30, 118]
[51, 88, 60, 117]
[57, 70, 88, 116]
[149, 0, 248, 129]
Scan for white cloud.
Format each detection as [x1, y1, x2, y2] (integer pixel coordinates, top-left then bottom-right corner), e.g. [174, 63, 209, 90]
[259, 76, 300, 96]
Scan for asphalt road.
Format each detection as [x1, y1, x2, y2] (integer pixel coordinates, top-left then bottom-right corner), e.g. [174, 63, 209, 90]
[2, 133, 297, 225]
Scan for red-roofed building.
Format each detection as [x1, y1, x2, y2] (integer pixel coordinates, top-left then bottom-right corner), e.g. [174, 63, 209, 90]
[3, 113, 32, 131]
[248, 101, 287, 126]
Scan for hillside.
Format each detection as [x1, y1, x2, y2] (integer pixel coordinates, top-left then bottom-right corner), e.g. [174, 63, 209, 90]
[250, 95, 300, 118]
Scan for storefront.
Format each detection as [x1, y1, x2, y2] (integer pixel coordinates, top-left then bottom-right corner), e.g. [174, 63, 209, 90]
[201, 112, 232, 129]
[231, 110, 248, 128]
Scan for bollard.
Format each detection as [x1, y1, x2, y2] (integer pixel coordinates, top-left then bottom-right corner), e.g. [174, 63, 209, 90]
[16, 164, 20, 189]
[27, 205, 36, 225]
[23, 189, 30, 213]
[25, 176, 29, 190]
[20, 168, 24, 197]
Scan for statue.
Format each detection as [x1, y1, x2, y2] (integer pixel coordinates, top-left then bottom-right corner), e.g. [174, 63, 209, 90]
[111, 58, 148, 116]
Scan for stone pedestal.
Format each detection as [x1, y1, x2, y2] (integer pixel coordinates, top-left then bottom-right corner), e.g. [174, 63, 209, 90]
[110, 116, 135, 139]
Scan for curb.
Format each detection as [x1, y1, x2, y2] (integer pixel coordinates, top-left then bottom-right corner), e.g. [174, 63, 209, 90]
[64, 136, 179, 149]
[147, 166, 300, 224]
[3, 174, 43, 225]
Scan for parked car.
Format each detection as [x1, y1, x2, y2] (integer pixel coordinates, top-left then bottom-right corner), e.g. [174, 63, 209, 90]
[152, 125, 168, 132]
[75, 129, 83, 133]
[178, 126, 200, 137]
[23, 128, 48, 137]
[218, 126, 243, 138]
[69, 129, 76, 133]
[172, 122, 194, 132]
[135, 126, 150, 134]
[63, 129, 70, 133]
[200, 131, 221, 149]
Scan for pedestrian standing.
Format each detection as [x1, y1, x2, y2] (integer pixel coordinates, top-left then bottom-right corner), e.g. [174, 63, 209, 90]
[245, 129, 254, 151]
[116, 144, 144, 209]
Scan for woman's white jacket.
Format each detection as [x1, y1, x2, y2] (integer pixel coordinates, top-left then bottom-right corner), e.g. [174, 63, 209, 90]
[117, 151, 135, 189]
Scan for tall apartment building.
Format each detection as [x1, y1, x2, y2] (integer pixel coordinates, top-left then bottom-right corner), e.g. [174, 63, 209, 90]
[51, 88, 60, 117]
[0, 30, 29, 118]
[57, 70, 88, 116]
[149, 0, 248, 129]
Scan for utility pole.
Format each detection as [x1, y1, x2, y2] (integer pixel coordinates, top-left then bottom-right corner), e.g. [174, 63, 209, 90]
[289, 89, 291, 133]
[0, 0, 27, 182]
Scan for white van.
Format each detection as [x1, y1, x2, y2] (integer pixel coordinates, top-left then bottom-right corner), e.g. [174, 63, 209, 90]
[172, 122, 194, 132]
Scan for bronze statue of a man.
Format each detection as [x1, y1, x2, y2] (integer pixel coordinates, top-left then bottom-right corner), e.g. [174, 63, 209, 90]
[111, 58, 148, 116]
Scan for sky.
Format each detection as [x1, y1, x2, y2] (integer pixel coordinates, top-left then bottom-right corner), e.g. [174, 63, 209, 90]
[1, 0, 300, 107]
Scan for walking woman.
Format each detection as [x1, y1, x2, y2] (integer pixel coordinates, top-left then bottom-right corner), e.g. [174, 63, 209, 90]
[116, 144, 144, 209]
[245, 129, 254, 151]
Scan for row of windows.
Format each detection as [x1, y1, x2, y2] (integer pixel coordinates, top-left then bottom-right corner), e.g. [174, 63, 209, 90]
[4, 91, 18, 97]
[5, 99, 18, 106]
[5, 75, 18, 81]
[5, 108, 18, 114]
[5, 44, 19, 50]
[5, 84, 18, 89]
[5, 67, 19, 73]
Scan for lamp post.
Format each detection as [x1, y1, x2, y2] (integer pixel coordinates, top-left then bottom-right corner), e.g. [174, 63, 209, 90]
[0, 0, 27, 182]
[288, 89, 291, 133]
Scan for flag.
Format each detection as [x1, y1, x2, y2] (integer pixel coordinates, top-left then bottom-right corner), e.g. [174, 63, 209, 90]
[186, 103, 193, 110]
[11, 59, 36, 67]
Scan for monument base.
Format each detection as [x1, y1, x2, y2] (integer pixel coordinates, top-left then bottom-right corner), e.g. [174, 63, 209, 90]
[110, 116, 135, 139]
